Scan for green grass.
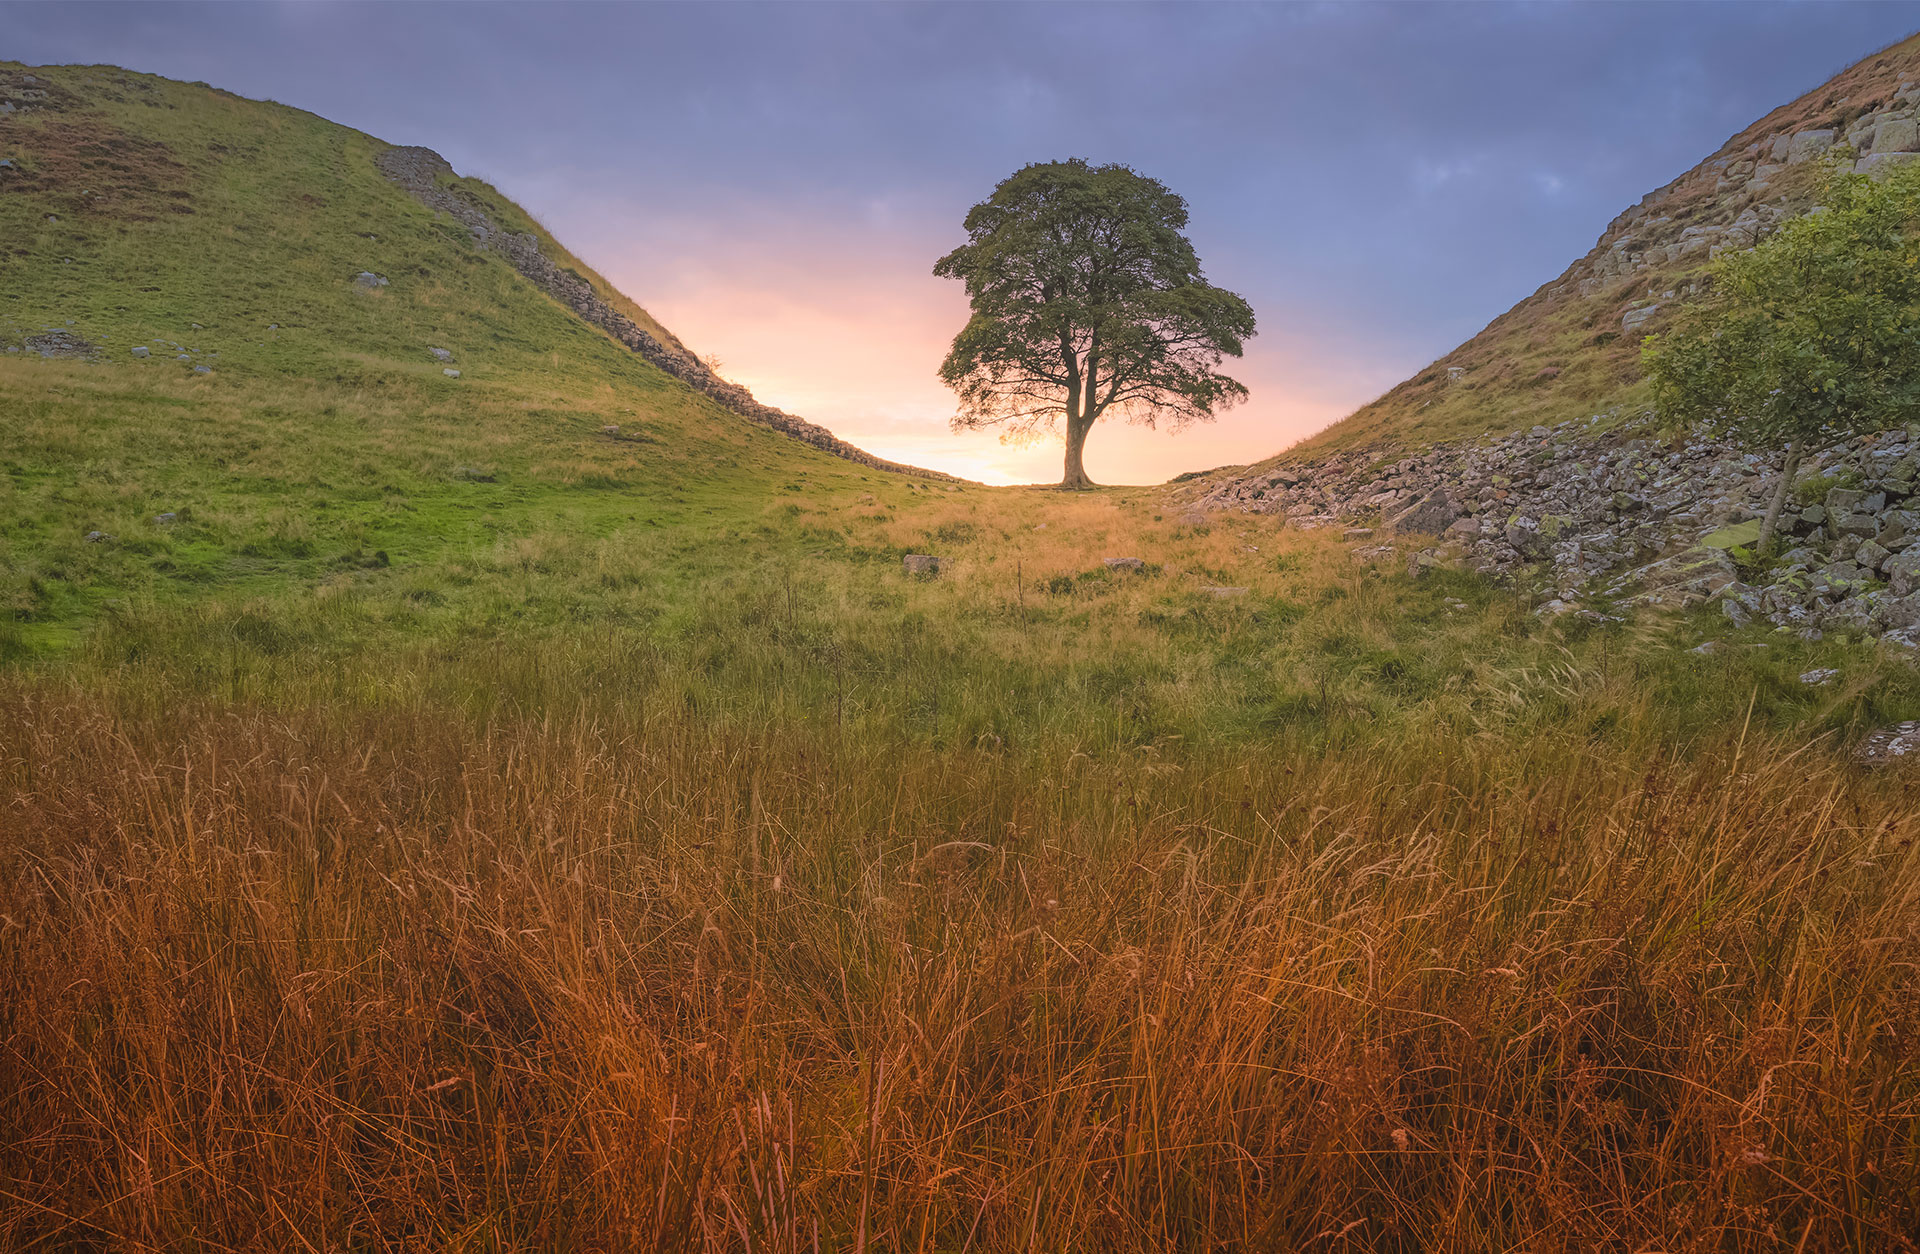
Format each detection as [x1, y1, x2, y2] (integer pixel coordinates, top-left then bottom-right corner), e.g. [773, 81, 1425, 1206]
[6, 59, 1920, 1251]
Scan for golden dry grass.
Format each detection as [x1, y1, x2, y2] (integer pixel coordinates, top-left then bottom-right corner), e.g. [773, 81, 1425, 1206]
[3, 675, 1917, 1252]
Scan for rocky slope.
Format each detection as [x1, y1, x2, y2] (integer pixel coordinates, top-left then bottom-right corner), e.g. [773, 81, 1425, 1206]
[1283, 32, 1920, 455]
[1184, 35, 1920, 648]
[1186, 415, 1920, 647]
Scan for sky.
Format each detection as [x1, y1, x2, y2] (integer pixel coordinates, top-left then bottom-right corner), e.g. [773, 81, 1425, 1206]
[6, 2, 1917, 484]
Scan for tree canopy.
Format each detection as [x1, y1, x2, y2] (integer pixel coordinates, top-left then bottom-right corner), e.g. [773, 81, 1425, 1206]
[1645, 160, 1920, 547]
[933, 159, 1256, 488]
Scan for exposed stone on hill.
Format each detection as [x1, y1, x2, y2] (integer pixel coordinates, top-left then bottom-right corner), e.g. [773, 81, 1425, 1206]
[903, 554, 943, 576]
[1855, 720, 1920, 766]
[353, 271, 388, 289]
[1320, 37, 1920, 448]
[1104, 557, 1145, 571]
[374, 145, 952, 481]
[1187, 413, 1920, 646]
[25, 329, 95, 358]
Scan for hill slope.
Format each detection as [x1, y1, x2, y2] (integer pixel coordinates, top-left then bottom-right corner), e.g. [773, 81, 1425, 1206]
[1290, 32, 1920, 457]
[0, 62, 952, 648]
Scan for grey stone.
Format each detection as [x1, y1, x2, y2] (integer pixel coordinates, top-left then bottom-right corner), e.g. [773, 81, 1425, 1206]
[130, 345, 148, 358]
[1342, 527, 1374, 542]
[1856, 539, 1892, 571]
[1879, 509, 1918, 548]
[1786, 129, 1836, 164]
[1446, 516, 1482, 536]
[1799, 668, 1840, 686]
[1826, 487, 1865, 513]
[83, 531, 111, 544]
[353, 271, 389, 288]
[1202, 585, 1249, 597]
[442, 368, 460, 378]
[1178, 511, 1208, 526]
[602, 425, 621, 436]
[429, 347, 453, 362]
[1860, 152, 1920, 180]
[1855, 721, 1920, 767]
[1722, 597, 1752, 628]
[154, 512, 177, 525]
[1888, 552, 1920, 597]
[1621, 305, 1660, 333]
[193, 365, 211, 374]
[902, 554, 943, 577]
[1384, 489, 1458, 535]
[1799, 504, 1827, 526]
[1872, 117, 1919, 153]
[1104, 557, 1145, 571]
[1833, 511, 1879, 539]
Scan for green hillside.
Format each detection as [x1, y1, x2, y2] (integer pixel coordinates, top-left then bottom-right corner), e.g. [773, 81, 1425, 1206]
[1276, 32, 1920, 461]
[0, 62, 937, 652]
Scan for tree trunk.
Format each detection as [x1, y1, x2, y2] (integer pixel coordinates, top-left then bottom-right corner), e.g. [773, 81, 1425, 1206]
[1061, 420, 1095, 489]
[1757, 441, 1802, 555]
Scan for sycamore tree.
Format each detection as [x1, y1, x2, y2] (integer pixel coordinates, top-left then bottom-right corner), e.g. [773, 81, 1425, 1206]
[1645, 160, 1920, 552]
[933, 160, 1256, 489]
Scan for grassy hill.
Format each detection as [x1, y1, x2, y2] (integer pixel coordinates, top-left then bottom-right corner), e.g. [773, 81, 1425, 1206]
[1274, 32, 1920, 461]
[4, 60, 1920, 1252]
[0, 62, 953, 654]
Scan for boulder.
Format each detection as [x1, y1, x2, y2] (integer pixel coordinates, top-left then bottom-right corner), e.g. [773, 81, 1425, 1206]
[1799, 668, 1839, 686]
[1342, 527, 1374, 542]
[1786, 129, 1836, 164]
[443, 368, 461, 378]
[1446, 516, 1482, 536]
[1856, 539, 1892, 572]
[1854, 721, 1920, 767]
[1103, 557, 1145, 571]
[429, 347, 453, 362]
[1202, 585, 1249, 597]
[1860, 152, 1920, 180]
[1621, 305, 1660, 333]
[1879, 509, 1918, 548]
[1873, 117, 1919, 153]
[1888, 551, 1920, 597]
[129, 345, 148, 358]
[902, 554, 943, 577]
[353, 271, 389, 288]
[1384, 489, 1458, 535]
[1826, 486, 1865, 513]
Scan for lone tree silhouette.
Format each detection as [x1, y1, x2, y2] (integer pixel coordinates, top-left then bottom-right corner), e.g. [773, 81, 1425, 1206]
[934, 160, 1256, 488]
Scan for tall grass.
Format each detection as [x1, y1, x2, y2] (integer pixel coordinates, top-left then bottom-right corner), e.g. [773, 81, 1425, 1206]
[3, 671, 1916, 1251]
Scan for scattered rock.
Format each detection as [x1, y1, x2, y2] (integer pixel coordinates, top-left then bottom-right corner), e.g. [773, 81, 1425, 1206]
[1178, 511, 1208, 526]
[353, 271, 389, 288]
[1799, 668, 1839, 686]
[1855, 721, 1920, 767]
[1104, 557, 1145, 571]
[442, 368, 460, 378]
[154, 512, 177, 525]
[1384, 489, 1458, 535]
[602, 425, 621, 437]
[83, 531, 112, 543]
[1201, 585, 1249, 597]
[193, 365, 211, 374]
[1342, 527, 1375, 542]
[429, 347, 453, 361]
[130, 345, 148, 358]
[903, 554, 943, 577]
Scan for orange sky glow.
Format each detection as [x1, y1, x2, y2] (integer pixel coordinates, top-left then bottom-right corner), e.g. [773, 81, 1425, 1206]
[596, 236, 1405, 486]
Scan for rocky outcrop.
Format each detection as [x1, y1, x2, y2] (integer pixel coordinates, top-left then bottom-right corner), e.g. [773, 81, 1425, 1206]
[1320, 37, 1920, 450]
[374, 146, 953, 480]
[1187, 416, 1920, 647]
